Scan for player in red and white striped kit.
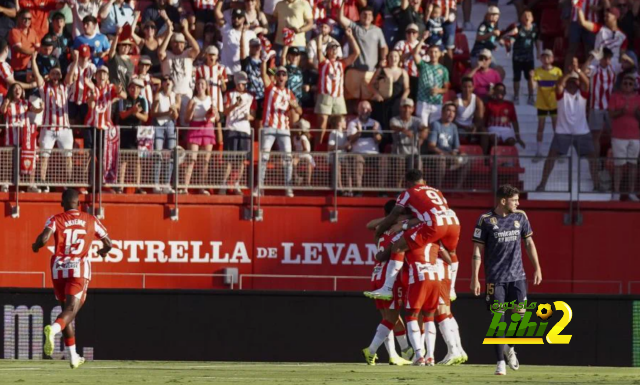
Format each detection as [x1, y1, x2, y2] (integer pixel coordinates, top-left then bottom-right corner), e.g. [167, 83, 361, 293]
[32, 53, 75, 193]
[32, 189, 112, 369]
[362, 200, 414, 366]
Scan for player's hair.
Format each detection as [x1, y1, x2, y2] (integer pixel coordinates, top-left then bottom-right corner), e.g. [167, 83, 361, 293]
[602, 47, 614, 59]
[383, 200, 396, 216]
[461, 76, 474, 85]
[62, 188, 80, 204]
[496, 184, 520, 200]
[405, 169, 423, 184]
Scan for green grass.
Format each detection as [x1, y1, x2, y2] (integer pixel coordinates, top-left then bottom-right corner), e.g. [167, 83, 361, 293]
[0, 361, 639, 384]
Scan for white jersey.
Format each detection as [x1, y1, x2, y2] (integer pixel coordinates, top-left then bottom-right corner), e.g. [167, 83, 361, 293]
[455, 94, 476, 127]
[556, 89, 589, 135]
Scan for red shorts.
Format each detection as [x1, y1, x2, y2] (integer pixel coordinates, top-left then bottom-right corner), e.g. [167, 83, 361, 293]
[404, 222, 448, 250]
[405, 279, 439, 312]
[52, 278, 89, 304]
[440, 223, 461, 253]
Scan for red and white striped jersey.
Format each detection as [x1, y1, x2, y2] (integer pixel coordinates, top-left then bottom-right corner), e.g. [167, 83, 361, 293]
[134, 73, 154, 108]
[434, 0, 456, 17]
[396, 184, 456, 226]
[407, 243, 440, 284]
[0, 61, 13, 96]
[589, 64, 615, 110]
[196, 63, 227, 112]
[39, 83, 70, 130]
[593, 25, 628, 65]
[85, 84, 119, 130]
[571, 0, 599, 23]
[307, 0, 326, 20]
[262, 84, 296, 130]
[436, 257, 450, 281]
[68, 62, 97, 104]
[394, 40, 421, 77]
[45, 209, 109, 281]
[3, 100, 30, 146]
[192, 0, 217, 10]
[318, 59, 345, 97]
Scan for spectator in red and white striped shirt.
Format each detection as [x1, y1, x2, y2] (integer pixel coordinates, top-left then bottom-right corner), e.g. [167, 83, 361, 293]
[85, 66, 125, 131]
[0, 39, 37, 104]
[394, 23, 423, 102]
[66, 45, 95, 125]
[566, 0, 600, 69]
[582, 47, 617, 157]
[314, 27, 360, 143]
[578, 7, 628, 69]
[196, 45, 228, 114]
[32, 53, 74, 193]
[256, 63, 303, 198]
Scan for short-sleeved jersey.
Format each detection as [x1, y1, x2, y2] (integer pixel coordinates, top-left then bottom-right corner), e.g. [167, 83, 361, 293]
[533, 66, 563, 110]
[45, 209, 108, 280]
[396, 184, 458, 227]
[472, 210, 532, 283]
[486, 100, 517, 129]
[371, 230, 404, 286]
[262, 84, 296, 130]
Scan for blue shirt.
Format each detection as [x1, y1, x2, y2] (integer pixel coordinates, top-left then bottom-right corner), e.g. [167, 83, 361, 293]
[100, 2, 135, 35]
[241, 57, 265, 101]
[472, 210, 533, 283]
[73, 34, 111, 67]
[286, 64, 303, 102]
[428, 121, 460, 152]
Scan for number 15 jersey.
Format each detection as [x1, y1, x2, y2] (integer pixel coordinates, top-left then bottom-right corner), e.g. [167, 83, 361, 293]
[44, 209, 109, 280]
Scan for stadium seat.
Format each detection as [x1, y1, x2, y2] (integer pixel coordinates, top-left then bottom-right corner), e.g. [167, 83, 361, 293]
[459, 144, 490, 190]
[453, 33, 470, 63]
[490, 146, 525, 174]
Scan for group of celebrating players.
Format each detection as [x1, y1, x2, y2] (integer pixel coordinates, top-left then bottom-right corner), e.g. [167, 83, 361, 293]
[362, 170, 543, 375]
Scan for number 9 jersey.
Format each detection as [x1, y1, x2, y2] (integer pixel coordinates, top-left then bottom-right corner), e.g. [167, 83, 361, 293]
[396, 184, 460, 253]
[45, 209, 109, 281]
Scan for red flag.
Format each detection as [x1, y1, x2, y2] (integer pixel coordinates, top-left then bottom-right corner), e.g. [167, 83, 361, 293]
[103, 125, 120, 184]
[20, 123, 37, 176]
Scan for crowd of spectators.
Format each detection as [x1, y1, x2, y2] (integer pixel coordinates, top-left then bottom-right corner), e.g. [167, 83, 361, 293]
[0, 0, 638, 199]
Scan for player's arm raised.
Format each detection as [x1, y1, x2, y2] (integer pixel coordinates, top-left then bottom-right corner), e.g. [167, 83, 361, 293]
[374, 205, 404, 239]
[524, 237, 542, 285]
[470, 242, 484, 296]
[32, 228, 53, 253]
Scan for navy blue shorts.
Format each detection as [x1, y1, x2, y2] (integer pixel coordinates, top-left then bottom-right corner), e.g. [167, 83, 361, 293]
[485, 280, 527, 311]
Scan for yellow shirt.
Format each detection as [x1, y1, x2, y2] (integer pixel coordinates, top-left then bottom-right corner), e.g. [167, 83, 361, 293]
[533, 66, 563, 110]
[275, 0, 312, 47]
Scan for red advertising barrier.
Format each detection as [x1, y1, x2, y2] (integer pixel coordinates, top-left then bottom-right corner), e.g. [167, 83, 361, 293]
[0, 195, 634, 293]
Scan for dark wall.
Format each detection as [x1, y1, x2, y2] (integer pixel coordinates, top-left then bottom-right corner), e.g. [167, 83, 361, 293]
[0, 289, 634, 366]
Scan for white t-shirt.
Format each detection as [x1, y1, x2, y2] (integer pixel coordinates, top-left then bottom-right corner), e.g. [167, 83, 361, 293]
[556, 90, 590, 135]
[307, 36, 343, 67]
[346, 118, 381, 154]
[162, 49, 195, 97]
[191, 96, 212, 122]
[220, 25, 257, 73]
[71, 0, 102, 39]
[224, 90, 254, 135]
[155, 91, 177, 126]
[328, 129, 348, 151]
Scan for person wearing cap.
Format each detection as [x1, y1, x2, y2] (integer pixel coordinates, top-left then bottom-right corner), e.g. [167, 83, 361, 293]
[66, 44, 97, 126]
[537, 58, 600, 192]
[31, 53, 75, 193]
[221, 71, 255, 195]
[273, 0, 314, 50]
[73, 15, 111, 67]
[339, 4, 388, 101]
[412, 33, 450, 128]
[427, 101, 469, 190]
[133, 55, 159, 109]
[390, 98, 424, 183]
[394, 23, 422, 102]
[98, 0, 135, 36]
[531, 49, 563, 161]
[216, 0, 269, 36]
[577, 6, 627, 69]
[315, 28, 361, 143]
[282, 46, 304, 107]
[48, 12, 73, 62]
[68, 0, 102, 39]
[35, 35, 61, 79]
[609, 72, 640, 201]
[220, 9, 257, 74]
[196, 45, 228, 115]
[107, 28, 135, 90]
[241, 37, 266, 128]
[8, 10, 40, 73]
[394, 0, 427, 45]
[466, 48, 502, 101]
[257, 61, 303, 198]
[307, 19, 342, 70]
[511, 9, 541, 106]
[158, 19, 201, 126]
[470, 6, 508, 61]
[150, 76, 179, 194]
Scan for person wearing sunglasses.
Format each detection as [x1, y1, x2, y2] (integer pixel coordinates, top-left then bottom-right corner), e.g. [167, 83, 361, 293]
[98, 0, 135, 36]
[466, 48, 503, 102]
[608, 73, 640, 201]
[8, 10, 40, 75]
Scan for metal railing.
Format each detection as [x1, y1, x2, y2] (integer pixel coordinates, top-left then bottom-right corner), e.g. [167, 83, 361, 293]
[578, 156, 640, 197]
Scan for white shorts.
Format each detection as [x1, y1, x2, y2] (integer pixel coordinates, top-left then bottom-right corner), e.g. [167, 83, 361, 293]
[39, 128, 74, 157]
[488, 126, 516, 142]
[416, 102, 441, 127]
[611, 138, 640, 166]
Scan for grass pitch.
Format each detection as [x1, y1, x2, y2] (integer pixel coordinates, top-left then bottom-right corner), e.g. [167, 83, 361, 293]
[0, 361, 639, 384]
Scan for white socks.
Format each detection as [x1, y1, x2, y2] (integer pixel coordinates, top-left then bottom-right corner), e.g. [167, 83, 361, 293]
[425, 321, 436, 360]
[383, 331, 399, 358]
[51, 322, 62, 335]
[66, 344, 79, 361]
[450, 262, 459, 293]
[368, 323, 392, 355]
[396, 333, 409, 351]
[407, 320, 423, 360]
[438, 318, 460, 357]
[382, 260, 403, 291]
[449, 317, 464, 353]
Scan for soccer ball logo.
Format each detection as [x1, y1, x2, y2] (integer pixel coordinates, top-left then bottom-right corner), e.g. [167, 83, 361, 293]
[536, 303, 553, 320]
